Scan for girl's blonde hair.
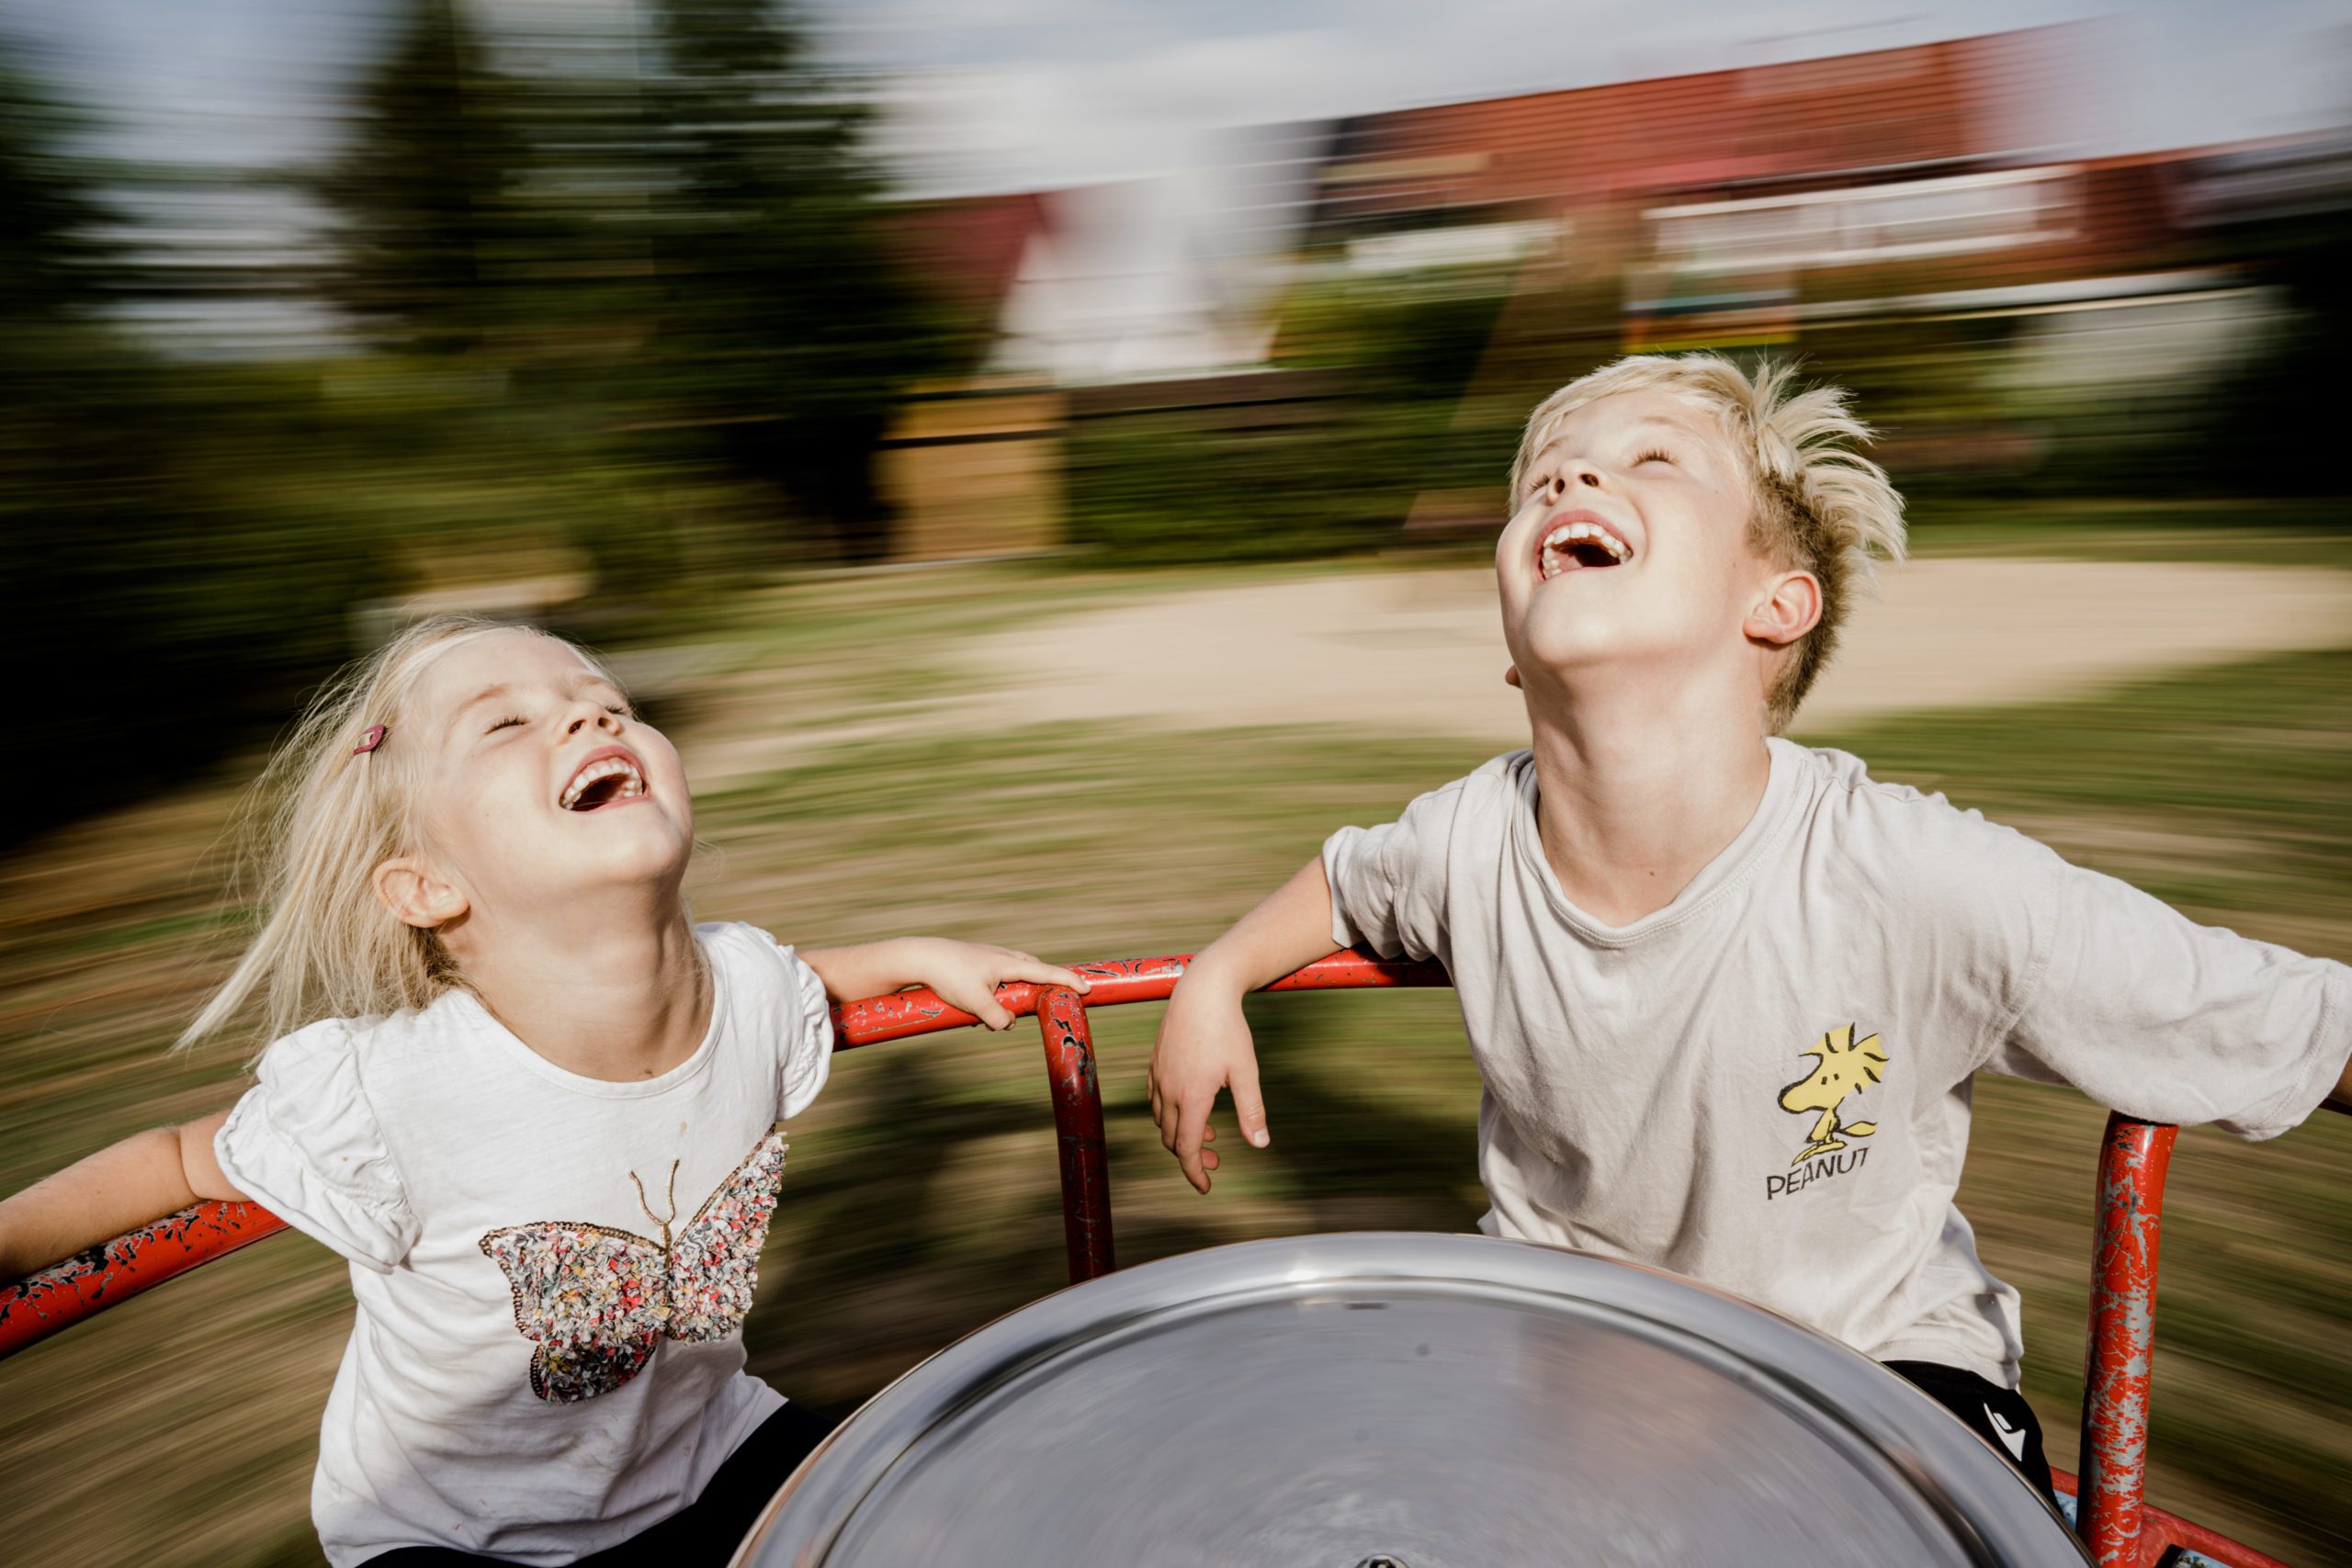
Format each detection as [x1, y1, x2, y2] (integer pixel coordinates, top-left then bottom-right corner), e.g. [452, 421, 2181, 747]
[181, 615, 616, 1053]
[1508, 353, 1907, 733]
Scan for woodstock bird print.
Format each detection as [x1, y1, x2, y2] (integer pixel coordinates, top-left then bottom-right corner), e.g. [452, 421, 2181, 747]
[1779, 1023, 1888, 1165]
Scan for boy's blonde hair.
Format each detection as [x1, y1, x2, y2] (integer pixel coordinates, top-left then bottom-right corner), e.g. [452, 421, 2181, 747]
[1509, 354, 1906, 732]
[181, 615, 618, 1054]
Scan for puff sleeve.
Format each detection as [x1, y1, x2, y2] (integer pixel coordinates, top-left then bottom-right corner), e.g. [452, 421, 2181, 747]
[775, 942, 834, 1121]
[729, 924, 834, 1121]
[214, 1019, 420, 1272]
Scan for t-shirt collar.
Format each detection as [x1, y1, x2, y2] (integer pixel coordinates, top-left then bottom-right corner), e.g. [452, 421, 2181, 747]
[435, 930, 731, 1099]
[1512, 736, 1804, 946]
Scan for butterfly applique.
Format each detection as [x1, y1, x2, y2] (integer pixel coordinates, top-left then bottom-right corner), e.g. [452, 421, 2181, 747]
[479, 1128, 788, 1403]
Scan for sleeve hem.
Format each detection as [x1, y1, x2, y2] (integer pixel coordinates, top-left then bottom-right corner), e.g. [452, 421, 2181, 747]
[215, 1100, 415, 1273]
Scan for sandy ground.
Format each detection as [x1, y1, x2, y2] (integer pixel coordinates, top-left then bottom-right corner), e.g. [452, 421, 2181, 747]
[968, 558, 2352, 742]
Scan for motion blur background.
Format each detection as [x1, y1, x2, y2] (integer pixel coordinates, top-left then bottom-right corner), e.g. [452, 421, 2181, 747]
[2, 2, 2348, 1562]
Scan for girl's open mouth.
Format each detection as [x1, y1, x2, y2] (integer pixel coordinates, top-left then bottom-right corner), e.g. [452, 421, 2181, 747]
[559, 750, 648, 811]
[1537, 514, 1634, 579]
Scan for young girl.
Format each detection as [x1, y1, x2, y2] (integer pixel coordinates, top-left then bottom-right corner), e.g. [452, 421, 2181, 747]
[0, 615, 1089, 1566]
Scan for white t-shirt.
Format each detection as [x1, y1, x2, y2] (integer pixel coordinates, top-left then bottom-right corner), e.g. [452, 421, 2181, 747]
[1323, 741, 2350, 1386]
[215, 921, 832, 1566]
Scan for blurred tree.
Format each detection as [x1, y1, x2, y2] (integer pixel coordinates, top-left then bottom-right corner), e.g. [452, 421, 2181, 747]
[0, 50, 118, 328]
[316, 0, 529, 354]
[640, 0, 933, 559]
[0, 45, 387, 846]
[2210, 204, 2352, 496]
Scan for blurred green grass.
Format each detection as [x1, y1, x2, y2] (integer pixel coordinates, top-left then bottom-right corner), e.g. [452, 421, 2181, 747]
[2, 558, 2347, 1564]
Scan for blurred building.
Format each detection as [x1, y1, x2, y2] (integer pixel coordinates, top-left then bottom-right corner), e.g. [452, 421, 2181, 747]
[877, 22, 2340, 560]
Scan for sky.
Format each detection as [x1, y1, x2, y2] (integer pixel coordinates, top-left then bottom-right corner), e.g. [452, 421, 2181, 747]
[6, 0, 2347, 198]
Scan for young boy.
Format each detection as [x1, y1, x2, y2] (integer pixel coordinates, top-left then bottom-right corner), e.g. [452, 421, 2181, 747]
[1146, 353, 2352, 1494]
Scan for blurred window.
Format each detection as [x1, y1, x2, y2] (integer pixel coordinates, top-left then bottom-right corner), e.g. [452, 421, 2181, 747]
[1646, 167, 2078, 273]
[1345, 220, 1564, 275]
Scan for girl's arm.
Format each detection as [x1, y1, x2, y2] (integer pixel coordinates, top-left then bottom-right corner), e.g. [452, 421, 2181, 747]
[0, 1110, 243, 1280]
[1148, 856, 1341, 1194]
[802, 937, 1090, 1032]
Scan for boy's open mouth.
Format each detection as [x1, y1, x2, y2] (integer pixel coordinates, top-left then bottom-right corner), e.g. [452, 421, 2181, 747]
[1537, 515, 1633, 579]
[560, 750, 648, 811]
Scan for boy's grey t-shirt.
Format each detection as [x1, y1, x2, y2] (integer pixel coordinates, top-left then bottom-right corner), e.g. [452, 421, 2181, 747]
[1322, 739, 2350, 1385]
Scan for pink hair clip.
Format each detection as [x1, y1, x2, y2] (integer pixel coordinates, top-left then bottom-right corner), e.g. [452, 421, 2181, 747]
[353, 724, 389, 756]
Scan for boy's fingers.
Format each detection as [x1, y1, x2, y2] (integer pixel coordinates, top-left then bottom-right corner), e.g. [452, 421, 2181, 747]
[1157, 1083, 1184, 1151]
[978, 997, 1015, 1030]
[1232, 1059, 1271, 1148]
[1173, 1103, 1214, 1192]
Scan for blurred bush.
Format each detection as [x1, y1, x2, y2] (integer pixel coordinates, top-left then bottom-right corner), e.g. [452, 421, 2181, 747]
[1067, 274, 1510, 565]
[0, 0, 933, 844]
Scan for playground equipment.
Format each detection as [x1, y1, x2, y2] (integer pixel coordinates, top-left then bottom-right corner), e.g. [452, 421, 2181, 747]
[0, 952, 2323, 1568]
[735, 1230, 2088, 1566]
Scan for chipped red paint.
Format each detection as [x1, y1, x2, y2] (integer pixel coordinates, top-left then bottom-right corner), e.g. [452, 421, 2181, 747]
[1037, 987, 1115, 1281]
[829, 950, 1448, 1049]
[0, 1200, 285, 1360]
[2077, 1113, 2178, 1566]
[2052, 1469, 2292, 1568]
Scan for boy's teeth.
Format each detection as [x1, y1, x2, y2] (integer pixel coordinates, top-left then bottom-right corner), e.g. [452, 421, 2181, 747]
[1536, 520, 1631, 579]
[560, 757, 646, 808]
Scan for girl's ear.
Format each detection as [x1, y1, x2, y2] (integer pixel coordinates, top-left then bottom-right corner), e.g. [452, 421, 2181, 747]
[372, 857, 469, 931]
[1746, 569, 1823, 649]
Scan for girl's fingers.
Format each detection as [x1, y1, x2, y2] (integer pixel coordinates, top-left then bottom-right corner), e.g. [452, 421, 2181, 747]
[1008, 959, 1092, 993]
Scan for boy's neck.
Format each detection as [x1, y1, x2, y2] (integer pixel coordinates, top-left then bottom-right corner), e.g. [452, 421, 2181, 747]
[1523, 680, 1775, 928]
[447, 894, 712, 1081]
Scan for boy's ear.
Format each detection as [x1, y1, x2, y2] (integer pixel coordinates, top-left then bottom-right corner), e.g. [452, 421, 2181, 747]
[372, 856, 469, 931]
[1745, 569, 1823, 649]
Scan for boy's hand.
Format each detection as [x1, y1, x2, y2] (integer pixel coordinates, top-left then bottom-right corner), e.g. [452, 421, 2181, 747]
[1148, 966, 1270, 1194]
[918, 940, 1091, 1031]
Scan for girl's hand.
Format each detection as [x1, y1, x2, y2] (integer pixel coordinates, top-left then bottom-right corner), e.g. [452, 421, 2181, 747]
[806, 939, 1088, 1026]
[917, 944, 1091, 1029]
[915, 940, 1091, 1030]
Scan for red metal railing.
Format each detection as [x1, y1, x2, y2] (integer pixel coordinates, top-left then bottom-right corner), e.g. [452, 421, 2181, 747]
[0, 952, 2328, 1568]
[0, 950, 1443, 1359]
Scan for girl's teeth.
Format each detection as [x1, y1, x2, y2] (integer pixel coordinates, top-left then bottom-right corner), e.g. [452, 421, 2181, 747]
[560, 758, 645, 808]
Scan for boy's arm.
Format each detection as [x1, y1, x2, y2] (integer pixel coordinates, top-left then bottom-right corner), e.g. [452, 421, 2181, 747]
[1149, 857, 1342, 1194]
[801, 937, 1089, 1031]
[0, 1110, 243, 1280]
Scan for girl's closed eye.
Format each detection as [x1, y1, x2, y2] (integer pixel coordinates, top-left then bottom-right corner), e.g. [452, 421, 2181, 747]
[1634, 448, 1676, 467]
[487, 714, 528, 735]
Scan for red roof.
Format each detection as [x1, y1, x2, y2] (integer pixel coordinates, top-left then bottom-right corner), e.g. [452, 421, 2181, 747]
[1318, 27, 2080, 220]
[887, 190, 1056, 317]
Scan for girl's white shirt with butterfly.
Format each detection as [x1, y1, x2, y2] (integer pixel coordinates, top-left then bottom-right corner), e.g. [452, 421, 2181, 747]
[215, 919, 831, 1567]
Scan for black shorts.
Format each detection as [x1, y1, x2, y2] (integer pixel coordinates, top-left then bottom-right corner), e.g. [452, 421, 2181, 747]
[365, 1399, 835, 1566]
[1886, 1359, 2056, 1499]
